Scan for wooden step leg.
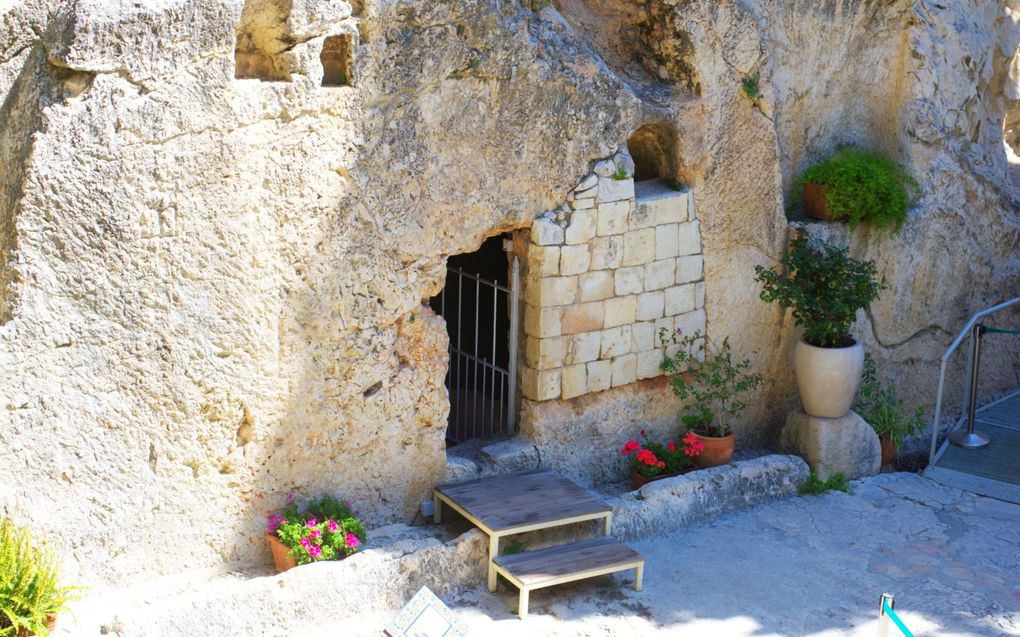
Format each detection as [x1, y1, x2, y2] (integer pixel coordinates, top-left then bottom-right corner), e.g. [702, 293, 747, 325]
[519, 587, 529, 619]
[634, 563, 644, 592]
[488, 534, 500, 592]
[433, 493, 442, 524]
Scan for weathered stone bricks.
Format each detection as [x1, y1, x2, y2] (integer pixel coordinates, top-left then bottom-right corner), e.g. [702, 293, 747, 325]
[590, 235, 623, 270]
[676, 254, 704, 283]
[559, 245, 590, 276]
[636, 290, 665, 321]
[532, 216, 564, 245]
[645, 258, 675, 291]
[564, 209, 596, 245]
[561, 301, 604, 335]
[560, 364, 587, 400]
[522, 167, 705, 401]
[597, 200, 629, 235]
[578, 270, 614, 302]
[677, 220, 701, 255]
[665, 284, 696, 315]
[604, 295, 637, 328]
[622, 227, 656, 266]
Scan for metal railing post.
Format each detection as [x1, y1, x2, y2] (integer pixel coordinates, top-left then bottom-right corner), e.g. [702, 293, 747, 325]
[878, 593, 894, 637]
[950, 323, 991, 448]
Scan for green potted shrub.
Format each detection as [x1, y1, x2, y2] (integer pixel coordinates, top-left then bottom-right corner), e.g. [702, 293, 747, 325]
[265, 494, 367, 572]
[755, 237, 885, 418]
[795, 148, 919, 232]
[660, 330, 763, 467]
[0, 518, 81, 636]
[620, 429, 704, 489]
[856, 355, 924, 466]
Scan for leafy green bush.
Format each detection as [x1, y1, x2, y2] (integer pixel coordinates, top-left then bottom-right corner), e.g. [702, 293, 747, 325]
[754, 237, 885, 348]
[795, 148, 919, 232]
[0, 518, 80, 637]
[611, 165, 629, 181]
[856, 355, 924, 447]
[266, 494, 367, 566]
[660, 330, 763, 437]
[798, 471, 850, 495]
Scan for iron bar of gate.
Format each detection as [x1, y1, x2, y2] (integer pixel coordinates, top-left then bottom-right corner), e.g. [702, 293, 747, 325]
[507, 252, 519, 431]
[473, 274, 480, 440]
[490, 284, 498, 436]
[456, 270, 463, 436]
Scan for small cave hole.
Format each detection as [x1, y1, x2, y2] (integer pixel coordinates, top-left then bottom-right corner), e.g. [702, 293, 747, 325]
[627, 122, 678, 183]
[321, 35, 354, 87]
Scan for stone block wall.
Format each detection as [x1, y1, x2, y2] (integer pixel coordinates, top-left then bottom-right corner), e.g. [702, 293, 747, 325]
[521, 166, 706, 401]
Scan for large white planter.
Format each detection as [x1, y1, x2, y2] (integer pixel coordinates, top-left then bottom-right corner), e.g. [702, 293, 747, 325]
[793, 339, 864, 418]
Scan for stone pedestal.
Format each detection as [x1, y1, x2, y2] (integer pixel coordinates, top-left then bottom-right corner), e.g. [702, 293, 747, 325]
[780, 409, 880, 481]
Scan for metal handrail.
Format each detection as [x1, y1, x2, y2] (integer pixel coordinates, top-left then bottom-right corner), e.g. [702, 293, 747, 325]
[878, 594, 914, 637]
[929, 297, 1020, 465]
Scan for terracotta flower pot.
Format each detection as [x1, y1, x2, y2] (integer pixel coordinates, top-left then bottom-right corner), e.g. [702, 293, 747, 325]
[803, 183, 837, 221]
[629, 466, 696, 490]
[692, 432, 734, 468]
[16, 615, 55, 637]
[793, 338, 864, 418]
[266, 534, 297, 573]
[880, 438, 897, 466]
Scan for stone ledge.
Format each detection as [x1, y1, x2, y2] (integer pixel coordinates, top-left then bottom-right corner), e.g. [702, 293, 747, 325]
[609, 454, 810, 540]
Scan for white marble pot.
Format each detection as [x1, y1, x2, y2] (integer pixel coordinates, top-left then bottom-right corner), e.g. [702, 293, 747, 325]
[793, 338, 864, 418]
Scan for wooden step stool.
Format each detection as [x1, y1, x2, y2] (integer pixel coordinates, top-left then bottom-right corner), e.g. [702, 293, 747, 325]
[493, 536, 644, 619]
[433, 469, 645, 619]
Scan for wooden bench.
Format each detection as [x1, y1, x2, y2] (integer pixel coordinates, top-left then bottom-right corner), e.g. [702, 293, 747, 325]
[492, 536, 644, 619]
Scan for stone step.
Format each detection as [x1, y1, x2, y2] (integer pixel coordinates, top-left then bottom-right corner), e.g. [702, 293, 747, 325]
[492, 536, 643, 618]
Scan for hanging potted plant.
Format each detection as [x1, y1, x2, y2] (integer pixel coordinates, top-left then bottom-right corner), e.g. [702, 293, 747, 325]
[660, 331, 763, 467]
[856, 355, 924, 466]
[620, 429, 704, 489]
[794, 148, 919, 232]
[755, 237, 885, 418]
[265, 494, 367, 573]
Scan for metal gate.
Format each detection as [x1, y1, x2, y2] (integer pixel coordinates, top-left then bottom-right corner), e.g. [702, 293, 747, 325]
[435, 241, 520, 443]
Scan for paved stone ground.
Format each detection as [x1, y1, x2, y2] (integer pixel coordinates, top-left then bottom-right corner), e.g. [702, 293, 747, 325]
[336, 473, 1020, 636]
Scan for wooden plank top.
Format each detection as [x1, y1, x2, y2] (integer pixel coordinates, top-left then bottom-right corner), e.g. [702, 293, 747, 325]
[434, 469, 611, 533]
[493, 537, 643, 587]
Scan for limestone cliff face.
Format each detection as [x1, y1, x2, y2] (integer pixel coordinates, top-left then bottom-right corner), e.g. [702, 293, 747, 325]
[0, 0, 1017, 586]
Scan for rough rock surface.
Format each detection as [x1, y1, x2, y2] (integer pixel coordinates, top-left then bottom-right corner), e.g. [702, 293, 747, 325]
[780, 408, 882, 480]
[0, 0, 1017, 590]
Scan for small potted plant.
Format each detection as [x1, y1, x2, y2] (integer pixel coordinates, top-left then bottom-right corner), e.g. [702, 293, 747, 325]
[620, 429, 704, 489]
[795, 148, 919, 232]
[755, 236, 885, 418]
[856, 355, 924, 466]
[660, 331, 763, 467]
[265, 494, 367, 572]
[0, 518, 81, 636]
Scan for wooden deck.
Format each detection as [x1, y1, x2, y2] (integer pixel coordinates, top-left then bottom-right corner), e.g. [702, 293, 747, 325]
[434, 469, 642, 618]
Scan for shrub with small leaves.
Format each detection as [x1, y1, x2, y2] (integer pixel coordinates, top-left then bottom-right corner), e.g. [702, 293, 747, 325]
[0, 518, 81, 637]
[611, 165, 629, 181]
[754, 237, 885, 348]
[660, 330, 763, 437]
[794, 148, 919, 233]
[856, 355, 924, 447]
